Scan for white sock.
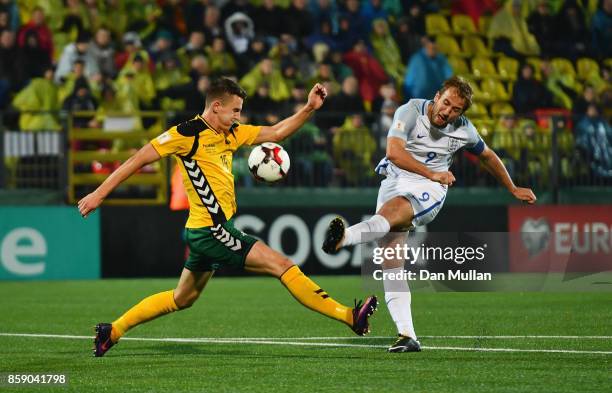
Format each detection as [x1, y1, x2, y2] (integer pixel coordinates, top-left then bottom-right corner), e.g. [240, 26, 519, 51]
[341, 214, 391, 247]
[383, 267, 417, 340]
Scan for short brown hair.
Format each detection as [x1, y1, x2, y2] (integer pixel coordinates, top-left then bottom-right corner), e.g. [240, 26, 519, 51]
[205, 77, 247, 107]
[439, 76, 473, 111]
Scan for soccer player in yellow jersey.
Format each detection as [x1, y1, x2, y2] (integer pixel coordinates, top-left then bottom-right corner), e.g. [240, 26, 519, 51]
[78, 78, 378, 357]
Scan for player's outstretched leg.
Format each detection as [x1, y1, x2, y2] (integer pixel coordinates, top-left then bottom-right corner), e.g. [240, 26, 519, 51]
[322, 215, 391, 254]
[322, 197, 414, 254]
[245, 241, 378, 336]
[93, 269, 212, 357]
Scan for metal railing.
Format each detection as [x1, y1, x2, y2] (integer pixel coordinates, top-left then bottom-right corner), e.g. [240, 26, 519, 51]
[67, 111, 168, 205]
[1, 109, 611, 205]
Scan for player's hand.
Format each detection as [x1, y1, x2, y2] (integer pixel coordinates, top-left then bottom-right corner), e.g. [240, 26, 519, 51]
[512, 187, 537, 204]
[78, 191, 104, 218]
[306, 83, 327, 110]
[430, 171, 455, 186]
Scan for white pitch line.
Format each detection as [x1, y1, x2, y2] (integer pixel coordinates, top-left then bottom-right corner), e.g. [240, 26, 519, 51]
[187, 335, 612, 341]
[0, 332, 611, 355]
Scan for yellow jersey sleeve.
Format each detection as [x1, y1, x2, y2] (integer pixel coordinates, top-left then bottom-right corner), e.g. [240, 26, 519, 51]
[150, 126, 193, 157]
[235, 124, 262, 147]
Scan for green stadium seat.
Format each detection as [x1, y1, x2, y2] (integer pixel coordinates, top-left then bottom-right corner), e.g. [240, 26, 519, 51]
[480, 78, 510, 102]
[464, 76, 483, 98]
[478, 16, 492, 35]
[490, 102, 515, 117]
[451, 14, 477, 35]
[461, 35, 490, 57]
[448, 56, 470, 76]
[436, 34, 461, 57]
[497, 57, 519, 81]
[426, 14, 451, 36]
[471, 57, 497, 79]
[472, 119, 495, 141]
[466, 102, 488, 118]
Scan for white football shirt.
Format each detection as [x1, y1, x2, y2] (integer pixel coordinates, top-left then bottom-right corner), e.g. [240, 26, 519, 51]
[375, 99, 485, 180]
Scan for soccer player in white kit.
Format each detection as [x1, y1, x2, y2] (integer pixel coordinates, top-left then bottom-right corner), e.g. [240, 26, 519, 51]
[322, 76, 537, 352]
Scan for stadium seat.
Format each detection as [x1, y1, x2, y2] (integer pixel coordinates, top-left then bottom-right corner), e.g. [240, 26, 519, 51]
[478, 16, 492, 35]
[463, 76, 483, 97]
[551, 58, 576, 78]
[451, 14, 477, 35]
[466, 102, 488, 118]
[472, 119, 495, 141]
[497, 57, 519, 81]
[526, 57, 543, 80]
[436, 34, 461, 57]
[448, 56, 470, 76]
[471, 57, 497, 79]
[461, 35, 490, 57]
[576, 58, 600, 81]
[490, 102, 515, 117]
[426, 14, 451, 35]
[480, 78, 510, 102]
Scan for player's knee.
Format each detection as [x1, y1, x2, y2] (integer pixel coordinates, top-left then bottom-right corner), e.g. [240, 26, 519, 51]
[174, 291, 200, 309]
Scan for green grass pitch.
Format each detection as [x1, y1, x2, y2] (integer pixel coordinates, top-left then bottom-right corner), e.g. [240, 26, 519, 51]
[0, 276, 610, 392]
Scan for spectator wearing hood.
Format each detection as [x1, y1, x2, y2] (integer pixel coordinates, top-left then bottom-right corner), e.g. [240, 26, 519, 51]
[343, 40, 388, 108]
[117, 54, 155, 109]
[239, 57, 290, 101]
[370, 18, 404, 86]
[55, 31, 100, 83]
[224, 11, 254, 55]
[402, 36, 452, 100]
[12, 65, 60, 131]
[488, 0, 540, 58]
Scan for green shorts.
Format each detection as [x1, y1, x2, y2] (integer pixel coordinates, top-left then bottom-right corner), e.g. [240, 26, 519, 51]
[184, 219, 258, 272]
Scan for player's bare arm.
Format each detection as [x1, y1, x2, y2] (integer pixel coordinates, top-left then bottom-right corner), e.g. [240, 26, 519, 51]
[387, 136, 456, 186]
[78, 143, 161, 217]
[478, 146, 537, 204]
[252, 83, 327, 144]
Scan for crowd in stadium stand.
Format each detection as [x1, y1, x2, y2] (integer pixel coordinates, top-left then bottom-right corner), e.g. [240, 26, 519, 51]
[0, 0, 611, 188]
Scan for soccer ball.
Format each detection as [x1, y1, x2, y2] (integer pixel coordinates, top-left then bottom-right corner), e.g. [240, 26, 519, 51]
[248, 142, 290, 182]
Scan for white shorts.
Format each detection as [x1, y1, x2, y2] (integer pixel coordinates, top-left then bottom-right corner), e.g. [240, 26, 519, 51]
[376, 176, 447, 228]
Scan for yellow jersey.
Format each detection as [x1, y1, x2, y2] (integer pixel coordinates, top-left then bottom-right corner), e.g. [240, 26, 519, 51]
[150, 115, 261, 228]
